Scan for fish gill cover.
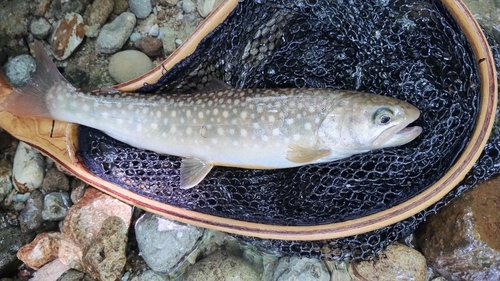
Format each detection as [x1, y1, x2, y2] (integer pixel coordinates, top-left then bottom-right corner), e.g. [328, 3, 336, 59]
[78, 0, 500, 260]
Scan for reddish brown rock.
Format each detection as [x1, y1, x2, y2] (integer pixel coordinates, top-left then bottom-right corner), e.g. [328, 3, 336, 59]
[17, 232, 61, 270]
[417, 176, 500, 280]
[51, 13, 85, 60]
[59, 187, 132, 281]
[135, 36, 164, 57]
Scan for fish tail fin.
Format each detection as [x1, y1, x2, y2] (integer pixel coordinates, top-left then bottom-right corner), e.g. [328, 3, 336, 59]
[0, 41, 75, 119]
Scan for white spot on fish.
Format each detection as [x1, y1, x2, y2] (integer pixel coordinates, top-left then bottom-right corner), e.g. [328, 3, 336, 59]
[232, 140, 238, 146]
[257, 107, 263, 113]
[156, 111, 162, 118]
[262, 135, 269, 142]
[241, 111, 248, 119]
[171, 111, 177, 117]
[213, 108, 219, 115]
[315, 117, 321, 124]
[151, 123, 158, 129]
[309, 106, 316, 113]
[128, 104, 134, 110]
[229, 128, 235, 135]
[207, 100, 213, 107]
[240, 129, 248, 137]
[293, 134, 300, 141]
[272, 128, 280, 136]
[186, 127, 193, 135]
[222, 111, 229, 118]
[304, 123, 312, 130]
[234, 99, 240, 106]
[198, 112, 204, 119]
[217, 128, 224, 135]
[185, 110, 191, 117]
[268, 115, 276, 122]
[83, 104, 90, 112]
[170, 125, 177, 133]
[142, 108, 149, 114]
[211, 138, 218, 144]
[253, 123, 260, 129]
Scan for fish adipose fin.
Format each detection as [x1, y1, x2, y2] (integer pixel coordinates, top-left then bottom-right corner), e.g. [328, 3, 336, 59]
[286, 143, 331, 164]
[180, 157, 214, 189]
[1, 41, 74, 118]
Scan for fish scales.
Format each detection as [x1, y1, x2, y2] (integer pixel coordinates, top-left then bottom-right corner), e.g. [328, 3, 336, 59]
[0, 42, 422, 188]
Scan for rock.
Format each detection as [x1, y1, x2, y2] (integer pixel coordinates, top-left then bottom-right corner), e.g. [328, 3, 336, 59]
[86, 0, 114, 27]
[0, 215, 35, 277]
[59, 188, 132, 281]
[158, 0, 179, 6]
[47, 0, 91, 20]
[70, 179, 87, 204]
[0, 1, 30, 37]
[42, 166, 70, 193]
[12, 142, 45, 193]
[135, 213, 204, 273]
[108, 50, 153, 83]
[130, 270, 169, 281]
[57, 269, 94, 281]
[130, 32, 142, 42]
[0, 158, 12, 203]
[17, 232, 61, 270]
[129, 0, 153, 19]
[51, 13, 85, 60]
[18, 190, 44, 232]
[184, 251, 260, 281]
[4, 55, 36, 87]
[31, 259, 70, 281]
[196, 0, 218, 18]
[30, 18, 52, 39]
[148, 24, 160, 37]
[96, 12, 136, 54]
[349, 243, 427, 281]
[417, 176, 500, 280]
[41, 192, 72, 221]
[135, 36, 163, 56]
[262, 256, 329, 281]
[159, 26, 176, 54]
[114, 0, 129, 15]
[182, 0, 197, 14]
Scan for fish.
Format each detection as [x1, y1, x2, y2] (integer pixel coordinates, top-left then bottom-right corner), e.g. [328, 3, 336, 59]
[0, 41, 422, 189]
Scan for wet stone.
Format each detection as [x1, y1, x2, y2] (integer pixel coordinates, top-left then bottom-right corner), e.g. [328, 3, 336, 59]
[0, 215, 35, 277]
[113, 0, 129, 15]
[69, 179, 87, 204]
[135, 36, 163, 56]
[96, 12, 136, 54]
[86, 0, 114, 27]
[349, 243, 427, 281]
[183, 0, 197, 13]
[129, 0, 153, 19]
[134, 213, 204, 273]
[108, 50, 153, 83]
[51, 13, 85, 60]
[18, 190, 44, 232]
[17, 232, 61, 270]
[42, 166, 70, 193]
[196, 0, 220, 18]
[4, 55, 36, 87]
[30, 17, 52, 39]
[417, 175, 500, 280]
[263, 256, 330, 281]
[41, 192, 72, 221]
[183, 251, 260, 281]
[0, 158, 12, 203]
[0, 1, 30, 37]
[159, 26, 176, 54]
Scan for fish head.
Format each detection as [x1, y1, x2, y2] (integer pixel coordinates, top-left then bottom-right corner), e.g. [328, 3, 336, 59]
[318, 94, 422, 153]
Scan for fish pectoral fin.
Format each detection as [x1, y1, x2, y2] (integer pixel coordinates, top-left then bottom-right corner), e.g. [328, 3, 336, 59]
[180, 157, 214, 189]
[286, 143, 331, 164]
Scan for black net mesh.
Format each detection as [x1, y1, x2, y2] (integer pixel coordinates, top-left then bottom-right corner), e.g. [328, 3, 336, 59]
[76, 0, 498, 260]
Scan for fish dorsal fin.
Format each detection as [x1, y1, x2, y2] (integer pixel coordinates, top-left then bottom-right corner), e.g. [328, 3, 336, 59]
[286, 143, 331, 164]
[180, 157, 214, 189]
[202, 78, 231, 92]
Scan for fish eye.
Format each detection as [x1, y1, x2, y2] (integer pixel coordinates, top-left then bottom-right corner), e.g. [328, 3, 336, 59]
[379, 115, 391, 124]
[373, 108, 394, 125]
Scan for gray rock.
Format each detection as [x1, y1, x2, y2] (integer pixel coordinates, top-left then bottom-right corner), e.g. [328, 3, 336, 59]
[158, 0, 179, 6]
[42, 166, 70, 193]
[159, 26, 176, 54]
[50, 13, 85, 60]
[184, 251, 260, 281]
[19, 190, 44, 232]
[0, 158, 12, 203]
[30, 18, 52, 39]
[42, 192, 72, 221]
[129, 0, 153, 19]
[130, 270, 169, 281]
[48, 0, 91, 20]
[263, 256, 330, 281]
[70, 178, 87, 204]
[96, 12, 136, 54]
[108, 50, 153, 83]
[0, 1, 30, 37]
[4, 55, 36, 87]
[182, 0, 196, 13]
[12, 142, 45, 193]
[196, 0, 218, 18]
[12, 192, 31, 202]
[130, 32, 142, 42]
[135, 213, 204, 273]
[56, 269, 85, 281]
[148, 24, 159, 37]
[0, 216, 35, 277]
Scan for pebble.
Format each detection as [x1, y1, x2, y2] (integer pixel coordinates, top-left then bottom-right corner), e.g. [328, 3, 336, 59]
[11, 192, 31, 203]
[4, 55, 36, 87]
[59, 188, 132, 281]
[51, 13, 85, 60]
[12, 142, 45, 193]
[42, 166, 70, 193]
[418, 175, 500, 280]
[148, 24, 160, 37]
[0, 217, 35, 277]
[0, 158, 12, 203]
[129, 0, 153, 19]
[158, 0, 179, 6]
[96, 12, 136, 54]
[0, 1, 30, 37]
[57, 269, 89, 281]
[135, 36, 163, 56]
[182, 0, 197, 14]
[86, 0, 114, 27]
[349, 243, 427, 281]
[69, 178, 87, 204]
[130, 32, 142, 42]
[130, 270, 169, 281]
[114, 0, 130, 15]
[183, 251, 260, 281]
[17, 232, 61, 270]
[30, 259, 70, 281]
[30, 18, 52, 39]
[18, 190, 44, 232]
[135, 213, 204, 273]
[47, 0, 90, 20]
[263, 256, 330, 281]
[196, 0, 218, 18]
[108, 50, 153, 83]
[159, 26, 177, 54]
[41, 192, 72, 221]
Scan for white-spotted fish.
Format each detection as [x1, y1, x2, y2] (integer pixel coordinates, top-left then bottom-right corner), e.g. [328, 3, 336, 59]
[0, 42, 422, 189]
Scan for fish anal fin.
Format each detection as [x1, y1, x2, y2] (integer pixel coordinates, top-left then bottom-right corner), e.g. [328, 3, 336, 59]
[286, 143, 331, 164]
[180, 157, 214, 189]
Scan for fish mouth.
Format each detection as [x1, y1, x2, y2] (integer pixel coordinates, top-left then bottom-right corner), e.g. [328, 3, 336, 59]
[378, 121, 422, 148]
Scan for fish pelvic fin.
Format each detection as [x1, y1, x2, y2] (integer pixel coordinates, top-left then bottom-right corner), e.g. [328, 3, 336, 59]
[286, 143, 331, 164]
[0, 41, 75, 119]
[179, 157, 214, 189]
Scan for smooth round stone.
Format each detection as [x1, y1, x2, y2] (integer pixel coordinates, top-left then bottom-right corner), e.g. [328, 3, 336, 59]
[4, 55, 36, 87]
[30, 17, 52, 39]
[108, 50, 153, 83]
[96, 12, 136, 54]
[12, 142, 45, 193]
[129, 0, 152, 19]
